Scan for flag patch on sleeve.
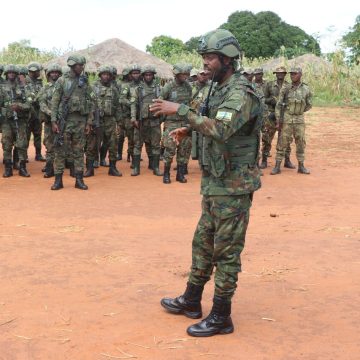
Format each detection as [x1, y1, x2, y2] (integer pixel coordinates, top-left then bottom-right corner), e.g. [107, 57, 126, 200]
[215, 110, 233, 121]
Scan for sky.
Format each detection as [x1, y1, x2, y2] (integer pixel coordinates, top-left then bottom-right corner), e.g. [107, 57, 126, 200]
[0, 0, 358, 55]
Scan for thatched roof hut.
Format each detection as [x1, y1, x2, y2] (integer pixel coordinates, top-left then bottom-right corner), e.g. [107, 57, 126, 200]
[45, 38, 173, 78]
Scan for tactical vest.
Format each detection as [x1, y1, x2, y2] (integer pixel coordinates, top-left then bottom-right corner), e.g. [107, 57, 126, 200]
[3, 82, 29, 120]
[93, 82, 117, 117]
[62, 74, 91, 115]
[137, 81, 161, 119]
[164, 80, 192, 122]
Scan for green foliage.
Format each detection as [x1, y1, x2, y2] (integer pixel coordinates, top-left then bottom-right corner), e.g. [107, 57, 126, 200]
[166, 50, 203, 68]
[341, 15, 360, 64]
[0, 39, 55, 65]
[185, 36, 200, 52]
[220, 11, 320, 59]
[146, 35, 186, 61]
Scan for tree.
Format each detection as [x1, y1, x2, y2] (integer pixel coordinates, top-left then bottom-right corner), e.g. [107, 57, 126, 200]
[185, 36, 200, 52]
[341, 15, 360, 64]
[220, 11, 321, 59]
[146, 35, 186, 61]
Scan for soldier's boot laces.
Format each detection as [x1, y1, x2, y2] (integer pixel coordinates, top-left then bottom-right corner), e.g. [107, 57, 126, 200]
[108, 160, 122, 177]
[75, 172, 88, 190]
[259, 155, 267, 169]
[148, 156, 154, 170]
[161, 282, 203, 319]
[298, 162, 310, 174]
[84, 160, 94, 177]
[284, 156, 296, 169]
[19, 160, 30, 177]
[163, 164, 171, 184]
[44, 161, 54, 178]
[3, 160, 13, 178]
[270, 160, 282, 175]
[69, 162, 75, 178]
[176, 164, 187, 183]
[131, 155, 141, 176]
[187, 296, 234, 337]
[51, 173, 64, 190]
[152, 155, 163, 176]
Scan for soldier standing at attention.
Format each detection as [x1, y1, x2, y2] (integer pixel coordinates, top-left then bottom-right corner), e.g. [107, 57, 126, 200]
[159, 63, 192, 184]
[271, 66, 312, 175]
[50, 55, 93, 190]
[38, 63, 62, 178]
[130, 65, 162, 176]
[261, 67, 294, 169]
[2, 65, 34, 177]
[26, 62, 45, 162]
[150, 29, 262, 337]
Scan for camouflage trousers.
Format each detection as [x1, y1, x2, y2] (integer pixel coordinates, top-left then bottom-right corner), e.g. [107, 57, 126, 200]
[1, 119, 29, 161]
[86, 117, 118, 161]
[27, 115, 42, 151]
[133, 119, 161, 156]
[163, 123, 192, 166]
[43, 122, 55, 162]
[188, 194, 252, 300]
[276, 122, 306, 162]
[261, 116, 291, 158]
[121, 119, 134, 156]
[53, 113, 86, 175]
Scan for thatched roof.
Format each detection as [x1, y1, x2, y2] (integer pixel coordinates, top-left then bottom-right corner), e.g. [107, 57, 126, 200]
[45, 38, 173, 78]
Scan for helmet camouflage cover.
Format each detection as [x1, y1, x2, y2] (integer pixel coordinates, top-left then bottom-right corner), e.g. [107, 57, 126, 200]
[98, 65, 113, 76]
[173, 63, 191, 75]
[67, 54, 86, 66]
[141, 65, 156, 74]
[28, 61, 42, 72]
[47, 63, 62, 74]
[129, 64, 141, 73]
[4, 64, 19, 75]
[197, 28, 241, 58]
[18, 65, 29, 75]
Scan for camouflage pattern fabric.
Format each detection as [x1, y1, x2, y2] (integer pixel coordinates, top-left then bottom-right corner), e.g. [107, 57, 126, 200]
[119, 81, 134, 156]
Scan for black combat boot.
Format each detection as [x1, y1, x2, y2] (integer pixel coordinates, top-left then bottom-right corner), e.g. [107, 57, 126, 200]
[284, 156, 296, 169]
[43, 161, 54, 178]
[160, 146, 165, 161]
[163, 164, 171, 184]
[51, 173, 63, 190]
[84, 160, 94, 177]
[93, 159, 99, 168]
[259, 154, 267, 169]
[13, 148, 19, 170]
[298, 162, 310, 174]
[148, 155, 153, 170]
[35, 148, 46, 162]
[19, 160, 30, 177]
[108, 160, 122, 176]
[270, 160, 282, 175]
[3, 160, 13, 178]
[187, 296, 234, 337]
[176, 164, 187, 183]
[127, 152, 131, 163]
[75, 172, 88, 190]
[161, 282, 203, 319]
[184, 163, 189, 175]
[152, 155, 163, 176]
[117, 139, 124, 160]
[100, 144, 108, 167]
[131, 155, 141, 176]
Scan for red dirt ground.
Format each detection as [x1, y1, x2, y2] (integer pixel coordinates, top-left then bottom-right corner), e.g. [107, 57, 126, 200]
[0, 107, 359, 360]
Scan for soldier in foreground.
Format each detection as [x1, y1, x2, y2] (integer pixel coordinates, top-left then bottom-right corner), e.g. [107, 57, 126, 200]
[150, 29, 262, 337]
[51, 55, 93, 190]
[271, 66, 312, 175]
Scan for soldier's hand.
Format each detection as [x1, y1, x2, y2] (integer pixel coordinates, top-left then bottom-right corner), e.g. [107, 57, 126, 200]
[150, 99, 180, 117]
[169, 127, 189, 145]
[52, 123, 59, 134]
[85, 124, 91, 135]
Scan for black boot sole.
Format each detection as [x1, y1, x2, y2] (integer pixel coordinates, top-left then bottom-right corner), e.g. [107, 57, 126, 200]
[160, 299, 202, 319]
[187, 325, 234, 337]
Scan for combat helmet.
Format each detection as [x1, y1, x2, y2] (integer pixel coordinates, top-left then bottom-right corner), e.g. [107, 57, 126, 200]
[197, 29, 241, 58]
[110, 65, 118, 76]
[28, 62, 42, 72]
[47, 63, 62, 74]
[4, 64, 19, 75]
[18, 65, 29, 75]
[97, 65, 113, 76]
[141, 65, 156, 74]
[129, 64, 141, 73]
[67, 54, 86, 66]
[173, 63, 191, 75]
[122, 66, 130, 76]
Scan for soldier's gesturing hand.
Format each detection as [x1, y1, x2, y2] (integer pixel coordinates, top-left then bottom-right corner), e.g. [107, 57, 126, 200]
[150, 99, 180, 117]
[52, 123, 59, 134]
[169, 127, 189, 145]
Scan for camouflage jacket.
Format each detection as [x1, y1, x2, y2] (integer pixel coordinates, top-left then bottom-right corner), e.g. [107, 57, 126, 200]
[51, 70, 94, 124]
[275, 82, 312, 124]
[38, 81, 56, 123]
[130, 80, 161, 122]
[160, 79, 192, 123]
[25, 76, 43, 115]
[264, 80, 289, 113]
[177, 72, 263, 196]
[119, 80, 134, 119]
[190, 81, 210, 113]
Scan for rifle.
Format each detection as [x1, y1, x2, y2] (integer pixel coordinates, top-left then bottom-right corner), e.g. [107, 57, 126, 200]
[276, 87, 289, 148]
[93, 84, 101, 155]
[10, 87, 20, 140]
[137, 86, 144, 132]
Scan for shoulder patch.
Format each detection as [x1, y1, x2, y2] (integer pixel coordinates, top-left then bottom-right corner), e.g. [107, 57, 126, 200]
[215, 110, 233, 122]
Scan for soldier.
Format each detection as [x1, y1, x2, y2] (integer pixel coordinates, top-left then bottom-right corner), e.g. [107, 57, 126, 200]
[1, 65, 33, 177]
[84, 65, 122, 178]
[150, 29, 262, 337]
[130, 65, 162, 176]
[159, 63, 192, 184]
[271, 66, 312, 175]
[26, 62, 45, 162]
[261, 66, 293, 169]
[50, 55, 93, 190]
[38, 63, 62, 178]
[189, 68, 198, 83]
[242, 68, 254, 82]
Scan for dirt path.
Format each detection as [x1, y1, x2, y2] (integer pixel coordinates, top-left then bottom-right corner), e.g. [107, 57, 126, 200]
[0, 107, 359, 360]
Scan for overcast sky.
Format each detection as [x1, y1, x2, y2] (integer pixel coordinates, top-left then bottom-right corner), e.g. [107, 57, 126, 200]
[0, 0, 358, 55]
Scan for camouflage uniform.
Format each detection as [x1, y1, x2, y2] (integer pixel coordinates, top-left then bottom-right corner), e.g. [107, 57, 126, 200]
[130, 65, 162, 176]
[51, 55, 93, 190]
[160, 63, 192, 183]
[274, 67, 312, 173]
[26, 62, 44, 161]
[1, 65, 34, 177]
